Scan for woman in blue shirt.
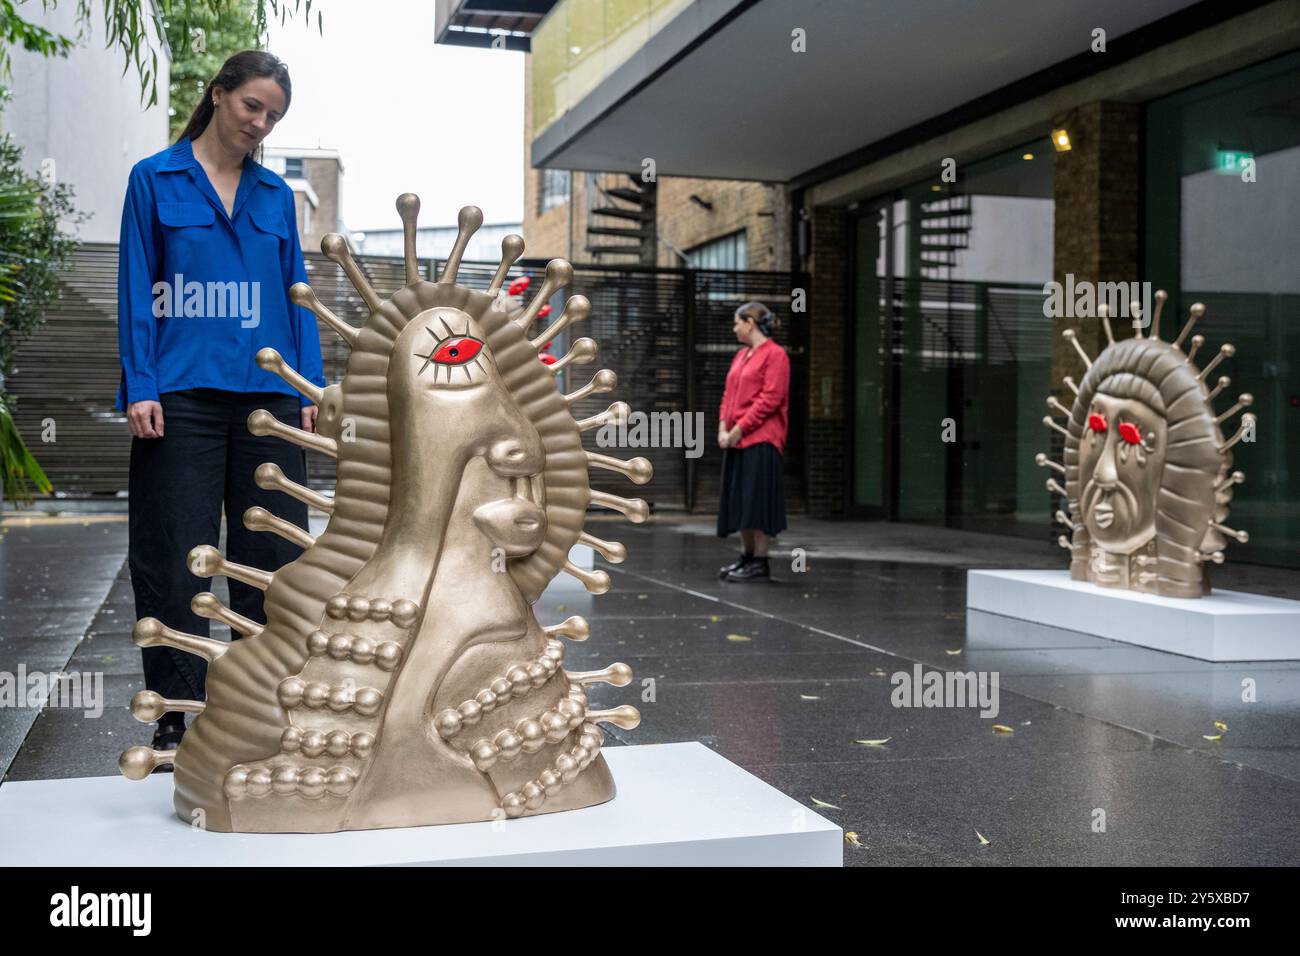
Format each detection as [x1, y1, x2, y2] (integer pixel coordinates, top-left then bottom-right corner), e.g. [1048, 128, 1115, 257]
[116, 51, 325, 764]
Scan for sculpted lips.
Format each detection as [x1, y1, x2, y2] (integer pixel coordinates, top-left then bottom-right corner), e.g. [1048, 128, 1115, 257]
[1093, 501, 1115, 529]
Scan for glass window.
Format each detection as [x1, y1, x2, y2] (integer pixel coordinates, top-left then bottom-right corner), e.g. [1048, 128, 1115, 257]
[686, 230, 747, 271]
[851, 139, 1054, 534]
[539, 168, 571, 215]
[1146, 50, 1300, 568]
[284, 157, 304, 178]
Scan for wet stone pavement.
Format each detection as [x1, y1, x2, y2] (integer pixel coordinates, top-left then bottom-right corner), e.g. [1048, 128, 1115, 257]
[3, 511, 1299, 866]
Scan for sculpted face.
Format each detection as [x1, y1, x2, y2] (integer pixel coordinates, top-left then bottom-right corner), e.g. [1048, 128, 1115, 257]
[1079, 392, 1167, 554]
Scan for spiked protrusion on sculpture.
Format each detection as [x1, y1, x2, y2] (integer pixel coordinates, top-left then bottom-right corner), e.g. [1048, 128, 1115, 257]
[395, 193, 422, 285]
[548, 336, 597, 373]
[187, 544, 272, 592]
[586, 705, 641, 730]
[564, 369, 617, 405]
[1186, 334, 1205, 364]
[586, 450, 653, 485]
[1062, 328, 1092, 369]
[244, 506, 315, 550]
[1206, 376, 1231, 401]
[589, 489, 649, 522]
[544, 615, 590, 642]
[1035, 452, 1066, 474]
[577, 401, 630, 432]
[1219, 413, 1256, 452]
[119, 746, 175, 780]
[132, 616, 228, 662]
[530, 294, 590, 349]
[1057, 535, 1071, 549]
[1129, 299, 1146, 338]
[1062, 375, 1079, 396]
[248, 409, 338, 459]
[562, 561, 610, 594]
[131, 689, 204, 723]
[321, 233, 381, 312]
[565, 663, 634, 687]
[254, 462, 335, 515]
[487, 234, 526, 298]
[191, 592, 261, 638]
[1215, 393, 1254, 425]
[1198, 343, 1235, 382]
[514, 258, 574, 334]
[1046, 396, 1071, 417]
[1150, 289, 1168, 339]
[1212, 521, 1249, 544]
[1043, 415, 1069, 439]
[290, 282, 358, 347]
[578, 530, 626, 563]
[1054, 509, 1080, 532]
[1045, 478, 1068, 497]
[1198, 550, 1226, 564]
[255, 348, 324, 406]
[1172, 302, 1205, 351]
[438, 205, 484, 285]
[1215, 470, 1245, 493]
[1097, 303, 1115, 346]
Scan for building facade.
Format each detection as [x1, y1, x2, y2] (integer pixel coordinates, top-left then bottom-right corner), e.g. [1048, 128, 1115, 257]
[261, 147, 348, 251]
[443, 0, 1300, 569]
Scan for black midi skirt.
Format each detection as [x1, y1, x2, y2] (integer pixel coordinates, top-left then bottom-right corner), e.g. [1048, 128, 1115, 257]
[716, 441, 788, 538]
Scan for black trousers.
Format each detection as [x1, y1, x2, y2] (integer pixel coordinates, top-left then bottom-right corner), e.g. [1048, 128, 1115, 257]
[128, 388, 309, 718]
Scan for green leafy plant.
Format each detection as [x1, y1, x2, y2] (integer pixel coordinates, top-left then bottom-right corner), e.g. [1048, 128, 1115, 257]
[0, 104, 82, 505]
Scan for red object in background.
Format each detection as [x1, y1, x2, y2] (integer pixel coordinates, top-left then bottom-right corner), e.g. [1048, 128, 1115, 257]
[1118, 421, 1142, 445]
[1088, 413, 1107, 433]
[718, 339, 791, 455]
[507, 276, 530, 296]
[538, 304, 552, 318]
[539, 354, 557, 365]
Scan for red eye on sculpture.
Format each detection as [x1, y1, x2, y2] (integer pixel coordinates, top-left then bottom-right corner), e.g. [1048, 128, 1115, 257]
[538, 304, 552, 319]
[1088, 413, 1107, 433]
[507, 276, 530, 296]
[1118, 421, 1142, 445]
[431, 336, 482, 365]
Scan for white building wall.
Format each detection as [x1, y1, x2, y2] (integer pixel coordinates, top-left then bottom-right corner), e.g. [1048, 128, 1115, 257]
[2, 1, 171, 242]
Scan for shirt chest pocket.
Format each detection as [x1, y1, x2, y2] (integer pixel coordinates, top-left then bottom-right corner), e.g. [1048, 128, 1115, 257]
[156, 202, 216, 275]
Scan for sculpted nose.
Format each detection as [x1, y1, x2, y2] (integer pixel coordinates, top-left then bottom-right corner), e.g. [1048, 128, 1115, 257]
[1095, 437, 1119, 487]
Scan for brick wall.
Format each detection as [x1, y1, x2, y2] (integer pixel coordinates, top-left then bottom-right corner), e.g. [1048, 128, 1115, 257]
[1051, 101, 1141, 395]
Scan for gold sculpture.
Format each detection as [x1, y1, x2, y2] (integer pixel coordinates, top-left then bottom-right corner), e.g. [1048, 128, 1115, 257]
[118, 197, 652, 832]
[1038, 292, 1254, 598]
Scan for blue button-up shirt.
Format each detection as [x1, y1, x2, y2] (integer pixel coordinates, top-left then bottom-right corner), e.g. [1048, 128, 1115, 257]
[115, 136, 326, 410]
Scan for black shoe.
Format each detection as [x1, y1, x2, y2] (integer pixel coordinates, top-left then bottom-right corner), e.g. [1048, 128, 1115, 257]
[718, 553, 753, 580]
[726, 557, 771, 582]
[150, 721, 186, 774]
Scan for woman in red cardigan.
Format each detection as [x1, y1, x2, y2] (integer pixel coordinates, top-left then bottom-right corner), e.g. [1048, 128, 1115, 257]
[716, 300, 790, 582]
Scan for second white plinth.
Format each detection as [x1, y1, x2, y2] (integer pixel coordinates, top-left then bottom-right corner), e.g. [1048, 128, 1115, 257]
[967, 569, 1300, 661]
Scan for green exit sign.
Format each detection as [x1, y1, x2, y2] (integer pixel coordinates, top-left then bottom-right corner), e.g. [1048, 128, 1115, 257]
[1217, 149, 1253, 174]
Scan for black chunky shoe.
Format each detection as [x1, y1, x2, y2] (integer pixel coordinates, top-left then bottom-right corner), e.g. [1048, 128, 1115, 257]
[718, 553, 753, 580]
[726, 556, 771, 582]
[150, 721, 186, 774]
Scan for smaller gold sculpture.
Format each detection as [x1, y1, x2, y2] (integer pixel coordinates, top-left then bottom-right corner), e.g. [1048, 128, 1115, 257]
[1038, 292, 1255, 598]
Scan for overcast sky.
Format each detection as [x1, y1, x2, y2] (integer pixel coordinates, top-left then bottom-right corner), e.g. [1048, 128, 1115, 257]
[264, 0, 525, 231]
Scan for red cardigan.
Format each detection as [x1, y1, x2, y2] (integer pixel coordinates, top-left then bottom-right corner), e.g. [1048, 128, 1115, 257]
[718, 339, 790, 455]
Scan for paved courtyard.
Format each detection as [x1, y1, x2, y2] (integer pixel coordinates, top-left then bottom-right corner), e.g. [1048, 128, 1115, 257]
[2, 510, 1298, 866]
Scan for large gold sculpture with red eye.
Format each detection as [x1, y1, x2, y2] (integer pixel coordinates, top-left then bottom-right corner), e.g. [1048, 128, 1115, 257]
[1038, 292, 1255, 598]
[117, 196, 654, 831]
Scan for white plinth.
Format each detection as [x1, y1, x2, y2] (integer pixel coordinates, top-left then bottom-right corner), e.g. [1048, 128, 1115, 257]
[967, 569, 1300, 662]
[0, 743, 841, 867]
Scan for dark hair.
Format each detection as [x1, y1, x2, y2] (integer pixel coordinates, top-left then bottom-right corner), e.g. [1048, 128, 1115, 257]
[735, 300, 780, 336]
[177, 50, 292, 148]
